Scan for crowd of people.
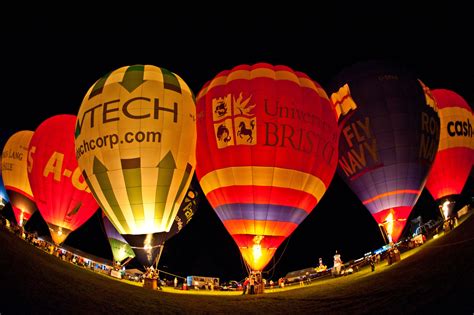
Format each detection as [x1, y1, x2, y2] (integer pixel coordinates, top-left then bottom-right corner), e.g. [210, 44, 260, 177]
[0, 217, 113, 275]
[242, 272, 267, 295]
[3, 208, 450, 296]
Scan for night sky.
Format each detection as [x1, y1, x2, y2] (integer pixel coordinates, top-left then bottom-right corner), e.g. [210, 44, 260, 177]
[3, 5, 473, 281]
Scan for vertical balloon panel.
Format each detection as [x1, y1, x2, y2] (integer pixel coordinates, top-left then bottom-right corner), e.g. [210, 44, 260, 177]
[1, 130, 37, 226]
[196, 63, 339, 271]
[75, 65, 196, 267]
[332, 61, 440, 242]
[27, 115, 99, 245]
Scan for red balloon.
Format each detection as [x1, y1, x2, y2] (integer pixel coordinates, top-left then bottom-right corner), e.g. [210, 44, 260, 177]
[196, 63, 339, 271]
[28, 115, 99, 244]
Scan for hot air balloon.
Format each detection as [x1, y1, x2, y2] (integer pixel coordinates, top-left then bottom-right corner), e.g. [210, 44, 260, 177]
[331, 60, 440, 243]
[74, 65, 196, 267]
[196, 63, 340, 272]
[425, 89, 473, 219]
[2, 130, 37, 226]
[102, 211, 136, 265]
[28, 115, 99, 245]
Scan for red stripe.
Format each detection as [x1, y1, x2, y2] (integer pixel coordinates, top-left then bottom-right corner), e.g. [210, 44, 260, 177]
[349, 163, 384, 181]
[205, 186, 317, 213]
[372, 206, 412, 242]
[432, 89, 473, 111]
[232, 234, 287, 249]
[332, 93, 352, 107]
[362, 189, 420, 205]
[5, 185, 34, 200]
[12, 206, 32, 226]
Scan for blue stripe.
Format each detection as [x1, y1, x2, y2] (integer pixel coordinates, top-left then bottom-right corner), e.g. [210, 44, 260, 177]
[214, 204, 308, 224]
[366, 194, 418, 215]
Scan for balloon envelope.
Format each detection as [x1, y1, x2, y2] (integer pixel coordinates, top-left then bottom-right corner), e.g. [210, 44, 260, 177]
[28, 115, 99, 244]
[75, 65, 196, 266]
[2, 130, 37, 225]
[331, 61, 440, 242]
[425, 89, 473, 218]
[196, 63, 339, 271]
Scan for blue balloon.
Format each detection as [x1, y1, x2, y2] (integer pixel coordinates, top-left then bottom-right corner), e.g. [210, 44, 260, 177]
[331, 60, 440, 242]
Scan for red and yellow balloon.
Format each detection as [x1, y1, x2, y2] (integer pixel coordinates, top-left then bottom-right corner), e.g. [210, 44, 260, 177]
[28, 115, 99, 244]
[196, 63, 340, 271]
[425, 89, 473, 218]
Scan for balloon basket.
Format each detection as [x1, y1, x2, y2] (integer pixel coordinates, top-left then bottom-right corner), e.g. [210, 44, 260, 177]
[144, 278, 157, 290]
[387, 248, 401, 265]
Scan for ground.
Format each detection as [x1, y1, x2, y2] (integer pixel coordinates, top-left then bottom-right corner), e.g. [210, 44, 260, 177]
[0, 213, 473, 314]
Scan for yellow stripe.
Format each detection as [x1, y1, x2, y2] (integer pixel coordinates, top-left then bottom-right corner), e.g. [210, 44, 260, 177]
[196, 84, 208, 100]
[299, 77, 329, 100]
[174, 73, 194, 96]
[438, 107, 474, 151]
[143, 65, 164, 84]
[106, 66, 127, 85]
[199, 166, 327, 201]
[275, 70, 299, 84]
[197, 67, 323, 102]
[205, 75, 228, 96]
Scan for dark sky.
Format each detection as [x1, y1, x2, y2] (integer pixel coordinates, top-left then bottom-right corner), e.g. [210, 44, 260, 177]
[3, 5, 473, 281]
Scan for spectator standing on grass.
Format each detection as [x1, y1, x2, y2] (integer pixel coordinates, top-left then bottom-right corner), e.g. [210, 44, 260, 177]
[249, 275, 255, 294]
[333, 250, 343, 276]
[242, 277, 249, 295]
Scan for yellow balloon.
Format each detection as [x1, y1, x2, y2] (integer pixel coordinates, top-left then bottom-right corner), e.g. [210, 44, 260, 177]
[74, 65, 196, 265]
[2, 130, 37, 225]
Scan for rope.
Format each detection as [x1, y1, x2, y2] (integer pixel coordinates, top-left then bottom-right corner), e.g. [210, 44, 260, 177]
[157, 268, 186, 280]
[265, 235, 292, 273]
[240, 250, 252, 276]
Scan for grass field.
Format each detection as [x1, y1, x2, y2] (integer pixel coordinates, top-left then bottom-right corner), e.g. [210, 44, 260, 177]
[0, 213, 473, 314]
